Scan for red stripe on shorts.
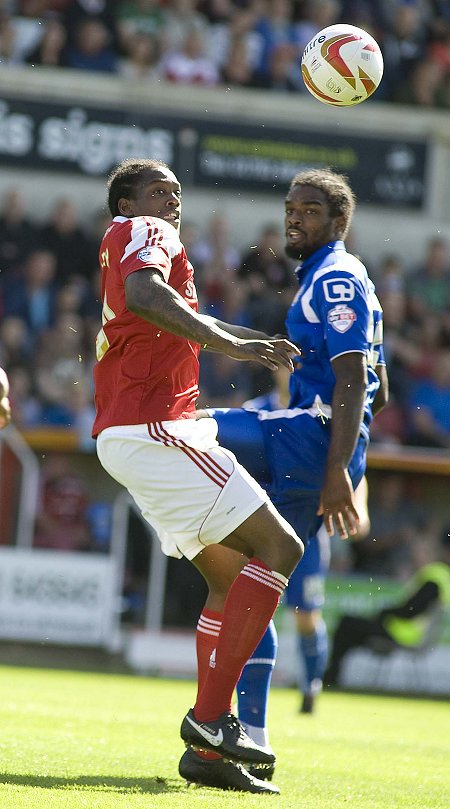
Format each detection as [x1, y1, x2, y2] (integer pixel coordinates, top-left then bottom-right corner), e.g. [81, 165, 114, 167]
[148, 422, 230, 488]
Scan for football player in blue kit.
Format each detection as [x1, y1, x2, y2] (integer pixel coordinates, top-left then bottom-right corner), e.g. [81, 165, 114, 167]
[220, 370, 370, 718]
[187, 168, 388, 784]
[233, 367, 334, 716]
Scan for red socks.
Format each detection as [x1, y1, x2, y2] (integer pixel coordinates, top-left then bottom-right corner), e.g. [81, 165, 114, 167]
[195, 608, 224, 761]
[194, 558, 288, 723]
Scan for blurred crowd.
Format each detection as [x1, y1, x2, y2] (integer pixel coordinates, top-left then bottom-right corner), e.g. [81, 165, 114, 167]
[0, 1, 450, 108]
[1, 185, 450, 453]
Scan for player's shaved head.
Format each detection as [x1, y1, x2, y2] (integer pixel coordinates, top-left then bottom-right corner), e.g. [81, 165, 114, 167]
[107, 158, 172, 216]
[289, 169, 356, 238]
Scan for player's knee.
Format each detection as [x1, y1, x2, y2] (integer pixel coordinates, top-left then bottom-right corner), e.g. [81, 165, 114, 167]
[280, 531, 304, 574]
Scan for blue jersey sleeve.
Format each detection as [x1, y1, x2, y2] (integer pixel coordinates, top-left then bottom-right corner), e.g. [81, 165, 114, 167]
[313, 271, 370, 360]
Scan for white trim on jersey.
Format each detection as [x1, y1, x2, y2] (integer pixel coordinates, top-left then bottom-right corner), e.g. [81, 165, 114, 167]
[301, 254, 369, 323]
[257, 397, 332, 421]
[329, 348, 366, 361]
[120, 216, 181, 276]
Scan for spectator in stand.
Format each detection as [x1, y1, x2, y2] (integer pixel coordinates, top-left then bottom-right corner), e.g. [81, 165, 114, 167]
[377, 255, 421, 412]
[295, 0, 342, 55]
[33, 310, 90, 427]
[238, 221, 295, 297]
[64, 17, 118, 73]
[198, 0, 237, 70]
[374, 252, 405, 294]
[407, 237, 450, 323]
[250, 0, 303, 88]
[0, 10, 21, 66]
[0, 315, 32, 367]
[192, 213, 240, 310]
[34, 455, 94, 552]
[381, 2, 427, 101]
[179, 220, 205, 272]
[37, 198, 98, 284]
[160, 0, 209, 53]
[265, 40, 305, 92]
[238, 222, 295, 330]
[428, 20, 450, 72]
[160, 25, 220, 85]
[338, 1, 384, 37]
[117, 31, 161, 81]
[1, 2, 48, 65]
[26, 16, 67, 67]
[198, 0, 235, 23]
[325, 528, 450, 688]
[0, 187, 38, 272]
[213, 2, 263, 83]
[2, 249, 58, 346]
[60, 0, 117, 47]
[116, 0, 166, 55]
[220, 29, 255, 87]
[236, 222, 296, 396]
[407, 347, 450, 448]
[394, 57, 449, 107]
[5, 363, 41, 427]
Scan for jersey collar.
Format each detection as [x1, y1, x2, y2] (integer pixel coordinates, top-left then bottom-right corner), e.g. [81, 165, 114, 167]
[295, 240, 346, 282]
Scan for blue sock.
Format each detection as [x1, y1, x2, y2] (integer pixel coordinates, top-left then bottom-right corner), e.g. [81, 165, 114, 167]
[298, 620, 328, 695]
[237, 620, 278, 740]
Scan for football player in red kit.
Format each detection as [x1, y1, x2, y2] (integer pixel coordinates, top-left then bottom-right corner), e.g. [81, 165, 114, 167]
[92, 159, 303, 794]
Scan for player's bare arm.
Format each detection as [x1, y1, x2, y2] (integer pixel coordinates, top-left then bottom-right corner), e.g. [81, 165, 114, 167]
[125, 268, 299, 372]
[203, 317, 273, 341]
[372, 363, 389, 416]
[318, 352, 367, 539]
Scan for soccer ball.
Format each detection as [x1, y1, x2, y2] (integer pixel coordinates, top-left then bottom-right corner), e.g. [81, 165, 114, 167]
[301, 24, 383, 106]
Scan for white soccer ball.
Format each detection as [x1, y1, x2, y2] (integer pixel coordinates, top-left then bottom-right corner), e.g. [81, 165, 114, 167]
[301, 24, 383, 106]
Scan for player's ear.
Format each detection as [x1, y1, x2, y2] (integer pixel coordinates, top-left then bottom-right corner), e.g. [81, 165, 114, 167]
[118, 196, 134, 217]
[334, 215, 346, 239]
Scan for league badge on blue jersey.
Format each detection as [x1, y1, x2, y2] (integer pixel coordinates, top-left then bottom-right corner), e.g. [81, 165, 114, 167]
[327, 304, 357, 333]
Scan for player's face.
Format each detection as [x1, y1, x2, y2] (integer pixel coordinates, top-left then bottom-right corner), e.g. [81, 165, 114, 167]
[119, 167, 182, 232]
[284, 185, 344, 261]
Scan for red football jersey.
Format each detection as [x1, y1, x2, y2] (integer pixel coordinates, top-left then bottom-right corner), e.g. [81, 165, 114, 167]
[92, 215, 200, 436]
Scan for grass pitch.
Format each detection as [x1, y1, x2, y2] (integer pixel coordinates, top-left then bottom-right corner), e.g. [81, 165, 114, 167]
[0, 665, 448, 808]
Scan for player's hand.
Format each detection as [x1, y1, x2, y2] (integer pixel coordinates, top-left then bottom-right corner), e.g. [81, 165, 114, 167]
[230, 338, 300, 371]
[0, 397, 11, 429]
[317, 467, 360, 540]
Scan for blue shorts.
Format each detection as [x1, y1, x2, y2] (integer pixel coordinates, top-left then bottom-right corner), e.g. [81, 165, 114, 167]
[284, 529, 330, 610]
[212, 407, 367, 609]
[212, 408, 367, 530]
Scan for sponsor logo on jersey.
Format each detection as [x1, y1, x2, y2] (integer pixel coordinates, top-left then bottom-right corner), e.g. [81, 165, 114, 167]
[137, 247, 154, 262]
[323, 277, 355, 302]
[327, 304, 357, 333]
[185, 279, 196, 299]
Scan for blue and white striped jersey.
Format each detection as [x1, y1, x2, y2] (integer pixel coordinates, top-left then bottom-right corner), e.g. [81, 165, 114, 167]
[286, 240, 384, 440]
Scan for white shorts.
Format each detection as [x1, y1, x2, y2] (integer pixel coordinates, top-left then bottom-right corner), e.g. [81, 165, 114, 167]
[96, 418, 269, 560]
